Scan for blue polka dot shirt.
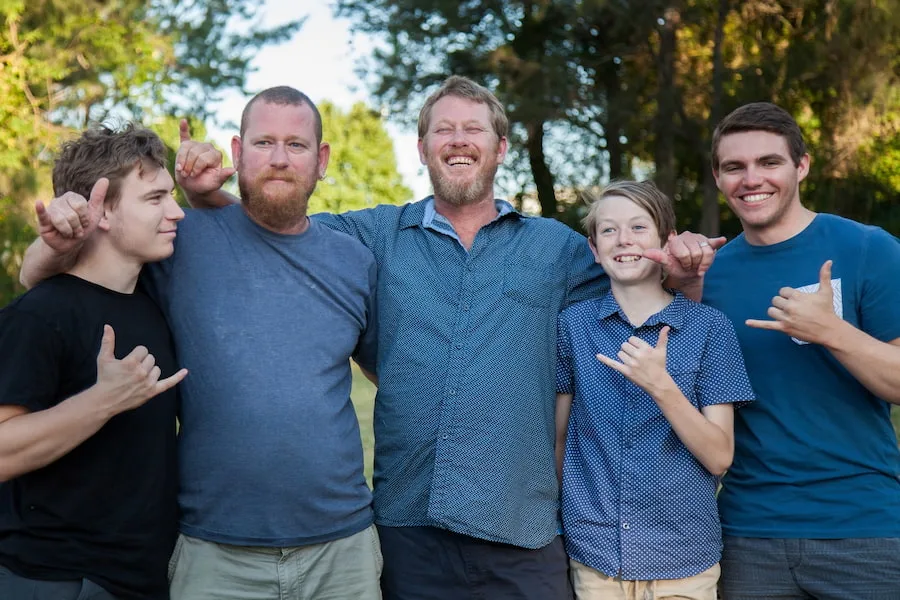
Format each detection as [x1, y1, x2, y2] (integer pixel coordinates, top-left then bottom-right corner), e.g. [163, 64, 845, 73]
[556, 291, 754, 579]
[315, 198, 609, 548]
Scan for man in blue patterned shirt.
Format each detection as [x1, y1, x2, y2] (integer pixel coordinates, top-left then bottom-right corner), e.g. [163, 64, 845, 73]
[171, 76, 722, 600]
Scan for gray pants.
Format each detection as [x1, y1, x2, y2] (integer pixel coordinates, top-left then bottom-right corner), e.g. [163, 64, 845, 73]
[0, 566, 117, 600]
[169, 525, 383, 600]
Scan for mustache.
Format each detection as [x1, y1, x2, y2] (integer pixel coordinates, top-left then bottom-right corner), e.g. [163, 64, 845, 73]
[250, 168, 300, 183]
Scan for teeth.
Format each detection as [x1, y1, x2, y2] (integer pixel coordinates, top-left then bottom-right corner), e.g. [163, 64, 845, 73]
[742, 193, 771, 203]
[615, 256, 641, 263]
[447, 156, 474, 166]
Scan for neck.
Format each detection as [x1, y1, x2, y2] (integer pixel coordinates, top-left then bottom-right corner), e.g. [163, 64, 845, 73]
[67, 242, 141, 294]
[243, 205, 310, 235]
[745, 204, 816, 246]
[433, 195, 499, 229]
[610, 279, 673, 327]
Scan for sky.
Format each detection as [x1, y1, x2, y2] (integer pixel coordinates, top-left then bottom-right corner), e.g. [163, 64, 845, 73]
[208, 1, 432, 199]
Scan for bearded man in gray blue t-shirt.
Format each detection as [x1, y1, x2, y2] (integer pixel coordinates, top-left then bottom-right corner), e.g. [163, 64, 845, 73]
[20, 88, 383, 600]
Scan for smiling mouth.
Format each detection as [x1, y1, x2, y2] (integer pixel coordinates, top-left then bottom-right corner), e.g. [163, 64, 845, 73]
[614, 255, 641, 263]
[446, 156, 475, 167]
[740, 192, 773, 203]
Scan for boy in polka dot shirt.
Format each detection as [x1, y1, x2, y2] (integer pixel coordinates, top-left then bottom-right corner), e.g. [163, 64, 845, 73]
[555, 180, 755, 600]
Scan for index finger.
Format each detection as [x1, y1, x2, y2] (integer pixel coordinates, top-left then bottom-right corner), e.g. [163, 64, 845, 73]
[745, 318, 784, 331]
[180, 119, 192, 143]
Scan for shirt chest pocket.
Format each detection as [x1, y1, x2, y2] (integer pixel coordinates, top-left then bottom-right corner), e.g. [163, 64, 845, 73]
[502, 258, 554, 308]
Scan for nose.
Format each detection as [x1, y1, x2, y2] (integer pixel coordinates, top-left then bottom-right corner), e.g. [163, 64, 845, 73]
[616, 228, 634, 246]
[269, 142, 289, 167]
[743, 165, 764, 187]
[448, 128, 470, 145]
[165, 196, 186, 222]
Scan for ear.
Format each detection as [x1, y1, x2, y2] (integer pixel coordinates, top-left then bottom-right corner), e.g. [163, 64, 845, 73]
[797, 153, 811, 183]
[230, 135, 242, 168]
[496, 136, 508, 163]
[317, 141, 331, 179]
[417, 138, 427, 165]
[97, 208, 111, 233]
[587, 236, 601, 264]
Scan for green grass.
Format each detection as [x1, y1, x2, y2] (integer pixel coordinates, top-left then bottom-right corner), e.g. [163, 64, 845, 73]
[350, 363, 376, 485]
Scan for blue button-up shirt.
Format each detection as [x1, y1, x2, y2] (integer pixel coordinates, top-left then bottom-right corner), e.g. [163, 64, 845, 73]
[556, 291, 754, 579]
[314, 197, 608, 548]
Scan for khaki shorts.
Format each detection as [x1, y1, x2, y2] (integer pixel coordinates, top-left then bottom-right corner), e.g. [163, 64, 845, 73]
[570, 559, 720, 600]
[168, 525, 382, 600]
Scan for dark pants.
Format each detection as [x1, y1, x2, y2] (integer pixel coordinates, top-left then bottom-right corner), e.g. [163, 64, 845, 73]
[378, 525, 573, 600]
[0, 566, 117, 600]
[719, 536, 900, 600]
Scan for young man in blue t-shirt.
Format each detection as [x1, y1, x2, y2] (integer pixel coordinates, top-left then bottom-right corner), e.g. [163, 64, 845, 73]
[702, 102, 900, 599]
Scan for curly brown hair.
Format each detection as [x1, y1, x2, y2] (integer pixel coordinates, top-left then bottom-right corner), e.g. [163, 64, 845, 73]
[52, 123, 168, 209]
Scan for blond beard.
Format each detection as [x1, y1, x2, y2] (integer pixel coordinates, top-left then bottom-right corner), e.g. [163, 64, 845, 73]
[428, 162, 498, 206]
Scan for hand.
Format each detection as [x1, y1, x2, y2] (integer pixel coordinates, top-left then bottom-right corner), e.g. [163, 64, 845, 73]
[644, 231, 727, 280]
[174, 119, 235, 196]
[93, 325, 188, 415]
[34, 178, 108, 255]
[746, 260, 843, 345]
[596, 326, 675, 396]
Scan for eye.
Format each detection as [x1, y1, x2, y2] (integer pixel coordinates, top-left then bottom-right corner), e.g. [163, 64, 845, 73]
[465, 127, 485, 134]
[633, 225, 647, 231]
[255, 140, 271, 147]
[600, 227, 615, 235]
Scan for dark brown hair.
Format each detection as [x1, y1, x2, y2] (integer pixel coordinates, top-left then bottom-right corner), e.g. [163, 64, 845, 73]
[712, 102, 807, 171]
[52, 123, 167, 209]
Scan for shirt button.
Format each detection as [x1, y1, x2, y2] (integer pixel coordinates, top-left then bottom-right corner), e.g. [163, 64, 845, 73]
[455, 343, 463, 349]
[622, 522, 630, 530]
[462, 304, 469, 311]
[442, 434, 448, 440]
[448, 388, 457, 395]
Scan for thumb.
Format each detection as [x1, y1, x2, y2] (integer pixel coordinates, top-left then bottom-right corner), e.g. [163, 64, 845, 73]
[708, 236, 727, 250]
[179, 118, 192, 142]
[89, 178, 109, 214]
[819, 260, 833, 294]
[657, 325, 670, 350]
[98, 324, 116, 360]
[641, 248, 670, 267]
[217, 166, 237, 183]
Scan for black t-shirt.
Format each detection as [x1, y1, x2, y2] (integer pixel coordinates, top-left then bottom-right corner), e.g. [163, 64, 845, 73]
[0, 274, 179, 600]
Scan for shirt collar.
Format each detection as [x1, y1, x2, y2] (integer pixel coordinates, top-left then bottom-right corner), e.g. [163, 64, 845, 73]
[399, 196, 520, 231]
[594, 289, 688, 330]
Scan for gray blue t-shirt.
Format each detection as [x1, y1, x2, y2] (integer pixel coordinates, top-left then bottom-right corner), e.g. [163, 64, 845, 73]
[146, 205, 377, 546]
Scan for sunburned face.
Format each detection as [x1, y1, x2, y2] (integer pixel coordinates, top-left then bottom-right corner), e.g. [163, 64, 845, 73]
[233, 101, 329, 232]
[102, 165, 184, 264]
[418, 95, 507, 207]
[589, 195, 665, 286]
[714, 130, 810, 245]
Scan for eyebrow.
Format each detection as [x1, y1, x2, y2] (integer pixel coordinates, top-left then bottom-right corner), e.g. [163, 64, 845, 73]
[142, 187, 173, 198]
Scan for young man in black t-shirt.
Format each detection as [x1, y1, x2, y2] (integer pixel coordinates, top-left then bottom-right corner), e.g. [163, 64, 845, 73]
[0, 125, 187, 599]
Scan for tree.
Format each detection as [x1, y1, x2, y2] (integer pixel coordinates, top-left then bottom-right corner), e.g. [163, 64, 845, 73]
[0, 0, 302, 304]
[310, 102, 412, 214]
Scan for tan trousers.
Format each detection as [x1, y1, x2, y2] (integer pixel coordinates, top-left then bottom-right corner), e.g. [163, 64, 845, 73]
[571, 559, 720, 600]
[168, 525, 383, 600]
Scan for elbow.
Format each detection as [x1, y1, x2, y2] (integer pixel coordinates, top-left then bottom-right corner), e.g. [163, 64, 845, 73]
[706, 450, 734, 478]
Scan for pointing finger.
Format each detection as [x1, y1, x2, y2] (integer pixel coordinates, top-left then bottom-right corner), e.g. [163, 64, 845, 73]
[596, 353, 626, 375]
[179, 119, 192, 143]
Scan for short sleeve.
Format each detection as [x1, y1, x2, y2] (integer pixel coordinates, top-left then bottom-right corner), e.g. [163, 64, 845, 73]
[695, 310, 755, 408]
[0, 308, 64, 412]
[313, 208, 380, 252]
[858, 228, 900, 342]
[556, 312, 575, 394]
[564, 229, 609, 308]
[353, 258, 379, 373]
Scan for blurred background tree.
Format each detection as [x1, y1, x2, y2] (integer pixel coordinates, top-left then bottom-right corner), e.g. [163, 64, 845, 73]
[335, 0, 900, 235]
[0, 0, 300, 303]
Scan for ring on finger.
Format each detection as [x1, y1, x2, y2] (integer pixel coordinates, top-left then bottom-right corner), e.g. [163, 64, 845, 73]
[698, 241, 710, 248]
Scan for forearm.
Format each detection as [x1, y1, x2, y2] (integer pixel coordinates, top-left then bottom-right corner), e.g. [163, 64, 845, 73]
[186, 188, 240, 209]
[555, 394, 573, 484]
[0, 388, 114, 481]
[824, 322, 900, 404]
[664, 275, 704, 302]
[651, 381, 733, 476]
[20, 238, 77, 289]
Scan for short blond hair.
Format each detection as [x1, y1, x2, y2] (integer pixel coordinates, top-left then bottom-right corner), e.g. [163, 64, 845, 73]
[582, 180, 676, 246]
[417, 76, 509, 139]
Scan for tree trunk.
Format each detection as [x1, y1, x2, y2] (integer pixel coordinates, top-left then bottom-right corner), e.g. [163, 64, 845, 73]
[603, 62, 624, 180]
[701, 0, 728, 237]
[526, 120, 558, 217]
[654, 6, 679, 200]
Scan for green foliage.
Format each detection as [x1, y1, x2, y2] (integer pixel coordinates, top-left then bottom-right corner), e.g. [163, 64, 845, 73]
[336, 0, 900, 236]
[0, 0, 301, 305]
[310, 102, 412, 214]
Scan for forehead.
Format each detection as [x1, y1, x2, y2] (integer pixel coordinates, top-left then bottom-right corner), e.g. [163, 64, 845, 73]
[718, 130, 791, 161]
[122, 163, 173, 189]
[594, 194, 654, 221]
[244, 101, 317, 139]
[428, 95, 492, 126]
